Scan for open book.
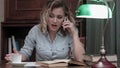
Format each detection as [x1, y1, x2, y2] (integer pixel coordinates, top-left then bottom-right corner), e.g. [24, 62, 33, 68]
[36, 59, 86, 67]
[36, 59, 70, 67]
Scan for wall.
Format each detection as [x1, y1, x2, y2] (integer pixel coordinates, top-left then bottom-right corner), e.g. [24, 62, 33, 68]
[0, 0, 4, 62]
[116, 0, 120, 66]
[0, 0, 4, 22]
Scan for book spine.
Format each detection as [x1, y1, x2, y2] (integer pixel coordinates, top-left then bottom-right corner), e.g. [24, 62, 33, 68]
[11, 35, 17, 50]
[15, 41, 20, 51]
[8, 37, 12, 53]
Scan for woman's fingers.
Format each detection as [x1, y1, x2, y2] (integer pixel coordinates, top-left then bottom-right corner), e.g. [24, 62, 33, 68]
[5, 54, 12, 61]
[5, 48, 19, 61]
[63, 23, 70, 29]
[63, 18, 71, 28]
[5, 56, 11, 61]
[13, 48, 18, 54]
[62, 19, 76, 34]
[63, 21, 73, 29]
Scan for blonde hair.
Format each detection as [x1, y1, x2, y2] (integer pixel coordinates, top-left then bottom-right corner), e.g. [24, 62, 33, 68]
[39, 0, 75, 36]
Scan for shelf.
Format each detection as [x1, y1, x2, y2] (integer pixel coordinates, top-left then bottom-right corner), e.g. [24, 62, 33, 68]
[1, 21, 38, 27]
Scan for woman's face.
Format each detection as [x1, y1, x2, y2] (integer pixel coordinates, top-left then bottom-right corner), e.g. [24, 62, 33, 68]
[47, 7, 65, 32]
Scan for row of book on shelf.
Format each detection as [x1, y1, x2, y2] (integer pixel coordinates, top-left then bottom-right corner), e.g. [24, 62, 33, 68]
[8, 35, 21, 53]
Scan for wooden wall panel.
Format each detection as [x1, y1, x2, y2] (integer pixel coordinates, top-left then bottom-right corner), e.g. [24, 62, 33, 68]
[5, 0, 78, 21]
[5, 0, 80, 21]
[5, 0, 47, 20]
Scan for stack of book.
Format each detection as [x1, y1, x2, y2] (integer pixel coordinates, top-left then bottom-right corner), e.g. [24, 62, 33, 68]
[83, 54, 117, 66]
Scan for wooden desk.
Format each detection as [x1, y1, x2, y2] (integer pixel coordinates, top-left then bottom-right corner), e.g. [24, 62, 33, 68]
[0, 61, 89, 68]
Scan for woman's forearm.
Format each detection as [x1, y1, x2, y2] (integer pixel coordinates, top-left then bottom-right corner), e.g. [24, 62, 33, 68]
[72, 32, 85, 62]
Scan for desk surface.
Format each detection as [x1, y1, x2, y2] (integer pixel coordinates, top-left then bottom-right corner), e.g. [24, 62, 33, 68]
[1, 61, 118, 68]
[0, 61, 90, 68]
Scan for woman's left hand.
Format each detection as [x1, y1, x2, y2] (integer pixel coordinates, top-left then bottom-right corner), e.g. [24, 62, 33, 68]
[62, 18, 77, 35]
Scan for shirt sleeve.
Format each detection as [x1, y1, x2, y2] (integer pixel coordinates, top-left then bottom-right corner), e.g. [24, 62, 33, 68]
[19, 25, 38, 60]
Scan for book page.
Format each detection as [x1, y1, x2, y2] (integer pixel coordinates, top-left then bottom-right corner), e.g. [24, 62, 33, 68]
[40, 59, 70, 64]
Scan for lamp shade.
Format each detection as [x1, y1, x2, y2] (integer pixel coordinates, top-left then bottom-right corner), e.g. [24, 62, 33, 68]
[76, 4, 112, 19]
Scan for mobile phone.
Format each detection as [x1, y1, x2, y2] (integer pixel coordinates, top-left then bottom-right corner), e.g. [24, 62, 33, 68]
[63, 17, 67, 30]
[64, 17, 67, 22]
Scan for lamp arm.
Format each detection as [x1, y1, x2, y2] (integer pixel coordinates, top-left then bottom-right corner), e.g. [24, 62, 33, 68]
[112, 2, 115, 12]
[104, 0, 115, 13]
[101, 0, 115, 54]
[101, 0, 110, 54]
[101, 16, 109, 49]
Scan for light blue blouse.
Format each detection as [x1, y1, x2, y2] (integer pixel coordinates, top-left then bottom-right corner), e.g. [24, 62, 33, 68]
[20, 25, 74, 61]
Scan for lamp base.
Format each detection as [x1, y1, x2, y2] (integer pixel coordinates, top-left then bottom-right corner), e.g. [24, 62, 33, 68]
[91, 56, 116, 68]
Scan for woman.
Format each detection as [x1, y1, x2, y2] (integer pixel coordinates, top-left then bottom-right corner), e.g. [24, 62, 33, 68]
[5, 0, 85, 62]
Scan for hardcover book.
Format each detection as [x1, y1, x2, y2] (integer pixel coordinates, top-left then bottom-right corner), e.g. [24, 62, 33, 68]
[36, 59, 70, 67]
[36, 59, 86, 67]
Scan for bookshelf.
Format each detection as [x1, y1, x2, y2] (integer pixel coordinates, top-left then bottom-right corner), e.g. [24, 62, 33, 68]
[1, 21, 37, 61]
[1, 0, 86, 61]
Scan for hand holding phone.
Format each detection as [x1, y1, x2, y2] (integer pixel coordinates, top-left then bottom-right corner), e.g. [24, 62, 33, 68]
[62, 16, 75, 34]
[63, 16, 71, 29]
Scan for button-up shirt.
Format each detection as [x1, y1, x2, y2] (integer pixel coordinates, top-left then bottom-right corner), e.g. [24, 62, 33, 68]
[20, 25, 74, 61]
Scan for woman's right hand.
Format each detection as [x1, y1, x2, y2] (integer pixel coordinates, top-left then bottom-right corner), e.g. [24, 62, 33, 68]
[4, 48, 19, 61]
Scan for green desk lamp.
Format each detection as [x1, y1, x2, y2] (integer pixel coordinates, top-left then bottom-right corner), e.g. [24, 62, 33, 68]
[76, 0, 116, 68]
